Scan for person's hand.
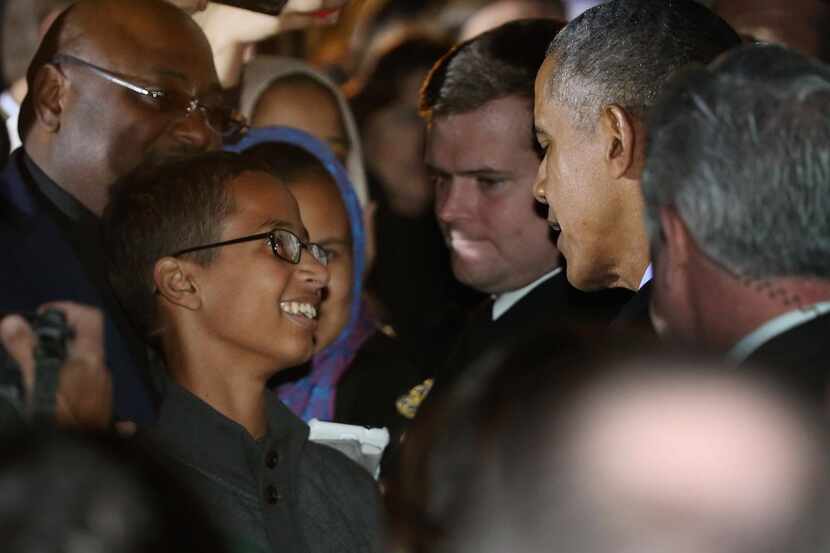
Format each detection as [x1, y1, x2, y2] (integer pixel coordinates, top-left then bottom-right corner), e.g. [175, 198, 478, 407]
[165, 0, 209, 14]
[48, 302, 113, 430]
[192, 1, 348, 88]
[193, 4, 284, 87]
[194, 4, 283, 50]
[1, 315, 36, 396]
[0, 303, 112, 430]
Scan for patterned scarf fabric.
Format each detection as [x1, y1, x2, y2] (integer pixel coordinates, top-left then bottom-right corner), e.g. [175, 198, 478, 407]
[277, 299, 377, 420]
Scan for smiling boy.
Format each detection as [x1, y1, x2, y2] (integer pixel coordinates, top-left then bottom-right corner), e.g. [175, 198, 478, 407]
[103, 151, 381, 553]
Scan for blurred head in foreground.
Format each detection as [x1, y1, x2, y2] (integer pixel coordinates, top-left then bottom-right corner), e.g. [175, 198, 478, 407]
[389, 339, 830, 553]
[0, 430, 227, 553]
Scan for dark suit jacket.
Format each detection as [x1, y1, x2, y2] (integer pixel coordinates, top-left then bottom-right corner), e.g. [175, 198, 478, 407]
[335, 330, 424, 440]
[437, 270, 634, 388]
[611, 280, 656, 337]
[0, 150, 155, 423]
[0, 117, 8, 169]
[744, 312, 830, 407]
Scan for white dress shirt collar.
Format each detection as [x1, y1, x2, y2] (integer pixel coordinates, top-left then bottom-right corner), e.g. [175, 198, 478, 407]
[492, 267, 563, 321]
[0, 90, 21, 152]
[729, 301, 830, 363]
[639, 263, 653, 290]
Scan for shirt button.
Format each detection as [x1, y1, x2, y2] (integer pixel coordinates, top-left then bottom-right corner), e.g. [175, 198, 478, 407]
[266, 485, 282, 504]
[266, 450, 279, 469]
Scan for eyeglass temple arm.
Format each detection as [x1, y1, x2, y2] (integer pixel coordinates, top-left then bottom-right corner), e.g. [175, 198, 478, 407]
[52, 54, 158, 98]
[170, 232, 272, 257]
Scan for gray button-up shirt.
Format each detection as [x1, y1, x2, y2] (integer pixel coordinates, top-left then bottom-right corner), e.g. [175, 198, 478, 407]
[140, 383, 382, 553]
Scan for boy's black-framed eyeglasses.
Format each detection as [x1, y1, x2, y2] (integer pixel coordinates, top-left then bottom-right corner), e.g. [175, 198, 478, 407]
[49, 53, 247, 138]
[171, 228, 329, 267]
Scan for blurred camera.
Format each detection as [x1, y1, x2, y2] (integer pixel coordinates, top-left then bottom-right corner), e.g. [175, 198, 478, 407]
[0, 309, 74, 422]
[211, 0, 289, 15]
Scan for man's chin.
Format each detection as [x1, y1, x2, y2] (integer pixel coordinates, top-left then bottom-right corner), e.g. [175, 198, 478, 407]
[564, 262, 604, 292]
[452, 260, 503, 294]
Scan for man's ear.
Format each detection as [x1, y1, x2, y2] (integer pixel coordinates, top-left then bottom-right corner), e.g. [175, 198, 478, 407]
[599, 104, 638, 179]
[153, 258, 202, 311]
[656, 206, 693, 278]
[31, 64, 66, 133]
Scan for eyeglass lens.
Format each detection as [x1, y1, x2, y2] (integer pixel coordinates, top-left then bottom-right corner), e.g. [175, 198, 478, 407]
[52, 55, 242, 137]
[270, 230, 328, 266]
[156, 89, 241, 137]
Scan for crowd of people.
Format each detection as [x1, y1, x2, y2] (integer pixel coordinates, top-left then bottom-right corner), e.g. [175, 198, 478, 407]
[0, 0, 829, 552]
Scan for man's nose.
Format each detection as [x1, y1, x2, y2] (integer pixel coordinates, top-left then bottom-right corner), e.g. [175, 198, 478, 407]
[533, 159, 548, 205]
[436, 180, 472, 224]
[170, 110, 221, 151]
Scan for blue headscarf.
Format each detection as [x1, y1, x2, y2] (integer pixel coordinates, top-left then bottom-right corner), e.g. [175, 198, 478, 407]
[226, 126, 374, 421]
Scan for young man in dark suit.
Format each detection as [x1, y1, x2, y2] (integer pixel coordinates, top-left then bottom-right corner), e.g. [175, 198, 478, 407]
[644, 45, 830, 406]
[0, 0, 240, 422]
[420, 19, 632, 391]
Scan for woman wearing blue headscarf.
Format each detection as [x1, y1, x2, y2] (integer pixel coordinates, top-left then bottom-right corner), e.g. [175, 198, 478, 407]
[227, 127, 423, 439]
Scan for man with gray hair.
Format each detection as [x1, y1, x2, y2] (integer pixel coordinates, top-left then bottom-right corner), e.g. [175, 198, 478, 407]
[532, 0, 740, 330]
[644, 45, 830, 403]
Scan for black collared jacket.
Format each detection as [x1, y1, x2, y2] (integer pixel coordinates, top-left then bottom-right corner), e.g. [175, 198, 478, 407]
[139, 383, 383, 553]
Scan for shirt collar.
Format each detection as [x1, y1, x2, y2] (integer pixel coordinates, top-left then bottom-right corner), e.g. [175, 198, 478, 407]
[0, 90, 19, 120]
[1, 91, 21, 151]
[729, 301, 830, 363]
[639, 263, 653, 290]
[492, 267, 563, 321]
[150, 382, 309, 488]
[22, 152, 97, 225]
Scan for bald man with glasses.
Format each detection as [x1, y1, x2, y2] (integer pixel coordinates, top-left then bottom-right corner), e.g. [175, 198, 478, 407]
[0, 0, 237, 424]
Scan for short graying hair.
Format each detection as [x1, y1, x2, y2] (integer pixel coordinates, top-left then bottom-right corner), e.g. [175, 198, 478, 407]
[544, 0, 740, 129]
[642, 44, 830, 280]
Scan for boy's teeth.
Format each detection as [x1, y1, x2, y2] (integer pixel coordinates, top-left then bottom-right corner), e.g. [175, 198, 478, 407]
[280, 302, 318, 319]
